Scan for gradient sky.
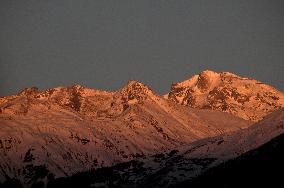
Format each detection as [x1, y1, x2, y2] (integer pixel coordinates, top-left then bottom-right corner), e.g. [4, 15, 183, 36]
[1, 0, 284, 96]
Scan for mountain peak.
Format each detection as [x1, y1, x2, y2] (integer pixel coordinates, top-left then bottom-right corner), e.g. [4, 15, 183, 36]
[116, 80, 156, 104]
[69, 84, 84, 90]
[167, 70, 284, 121]
[121, 80, 152, 93]
[18, 87, 40, 96]
[220, 71, 239, 78]
[196, 70, 221, 92]
[199, 69, 219, 76]
[124, 80, 148, 88]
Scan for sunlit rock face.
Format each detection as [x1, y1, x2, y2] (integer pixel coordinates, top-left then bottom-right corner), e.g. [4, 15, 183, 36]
[167, 70, 284, 121]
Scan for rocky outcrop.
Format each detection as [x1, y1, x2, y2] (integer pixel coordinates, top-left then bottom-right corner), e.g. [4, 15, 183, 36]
[167, 70, 284, 121]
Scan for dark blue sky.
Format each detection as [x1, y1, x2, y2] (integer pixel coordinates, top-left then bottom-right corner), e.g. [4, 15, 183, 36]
[1, 0, 284, 96]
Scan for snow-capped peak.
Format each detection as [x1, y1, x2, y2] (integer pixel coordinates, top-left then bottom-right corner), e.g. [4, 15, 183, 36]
[167, 70, 284, 121]
[117, 80, 156, 103]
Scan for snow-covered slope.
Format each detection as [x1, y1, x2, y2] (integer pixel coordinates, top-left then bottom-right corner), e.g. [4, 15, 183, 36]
[0, 81, 250, 187]
[56, 109, 284, 187]
[166, 70, 284, 121]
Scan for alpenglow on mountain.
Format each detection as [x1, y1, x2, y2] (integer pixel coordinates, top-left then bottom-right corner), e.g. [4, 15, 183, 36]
[0, 70, 283, 187]
[166, 70, 284, 121]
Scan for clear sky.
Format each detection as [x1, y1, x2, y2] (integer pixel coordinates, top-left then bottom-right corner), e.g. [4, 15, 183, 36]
[1, 0, 284, 96]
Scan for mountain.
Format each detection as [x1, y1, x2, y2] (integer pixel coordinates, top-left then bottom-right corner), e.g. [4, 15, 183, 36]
[166, 70, 284, 121]
[46, 108, 284, 188]
[0, 81, 250, 187]
[1, 71, 283, 187]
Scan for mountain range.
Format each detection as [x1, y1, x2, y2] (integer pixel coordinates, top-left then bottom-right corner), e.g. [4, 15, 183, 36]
[0, 70, 283, 187]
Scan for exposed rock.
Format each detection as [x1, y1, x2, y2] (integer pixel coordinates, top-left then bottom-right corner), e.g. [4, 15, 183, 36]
[167, 70, 284, 121]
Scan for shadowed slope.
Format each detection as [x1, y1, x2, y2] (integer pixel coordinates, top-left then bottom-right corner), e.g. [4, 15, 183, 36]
[183, 133, 284, 188]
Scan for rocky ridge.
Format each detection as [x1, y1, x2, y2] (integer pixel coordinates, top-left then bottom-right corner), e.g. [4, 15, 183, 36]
[166, 70, 284, 121]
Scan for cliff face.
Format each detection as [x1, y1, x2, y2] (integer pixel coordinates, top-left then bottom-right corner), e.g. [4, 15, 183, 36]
[167, 70, 284, 121]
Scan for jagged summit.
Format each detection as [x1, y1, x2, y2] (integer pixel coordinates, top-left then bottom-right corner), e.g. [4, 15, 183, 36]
[199, 69, 219, 77]
[69, 84, 84, 90]
[171, 70, 240, 91]
[0, 81, 158, 118]
[126, 80, 145, 86]
[121, 80, 150, 91]
[118, 80, 156, 102]
[167, 70, 284, 121]
[1, 70, 284, 121]
[17, 87, 40, 96]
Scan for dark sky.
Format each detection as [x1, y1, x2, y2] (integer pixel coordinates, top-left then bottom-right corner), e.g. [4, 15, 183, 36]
[1, 0, 284, 96]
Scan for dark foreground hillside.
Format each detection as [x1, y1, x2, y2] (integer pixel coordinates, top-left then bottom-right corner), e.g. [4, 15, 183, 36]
[181, 133, 284, 188]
